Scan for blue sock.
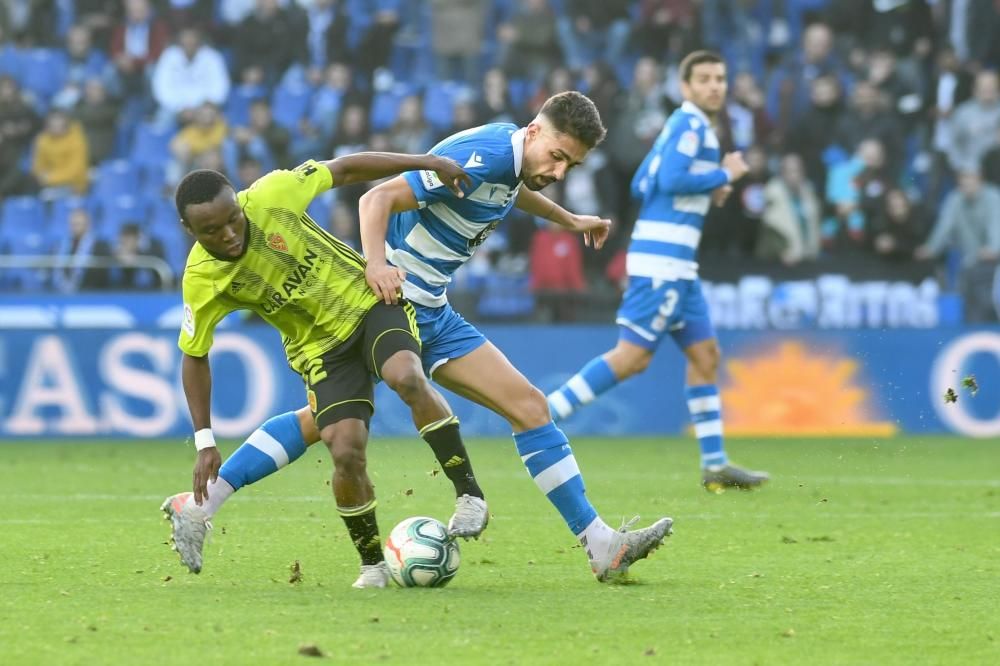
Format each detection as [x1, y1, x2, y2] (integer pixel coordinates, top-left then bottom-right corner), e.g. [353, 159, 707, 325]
[513, 422, 598, 535]
[547, 356, 618, 421]
[219, 412, 308, 490]
[686, 385, 727, 468]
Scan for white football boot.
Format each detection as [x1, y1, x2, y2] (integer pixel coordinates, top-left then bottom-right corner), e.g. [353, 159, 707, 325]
[590, 516, 673, 583]
[352, 561, 391, 589]
[161, 492, 211, 574]
[447, 494, 489, 539]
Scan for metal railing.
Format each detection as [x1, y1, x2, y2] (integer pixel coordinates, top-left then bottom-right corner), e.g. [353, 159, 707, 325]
[0, 255, 176, 290]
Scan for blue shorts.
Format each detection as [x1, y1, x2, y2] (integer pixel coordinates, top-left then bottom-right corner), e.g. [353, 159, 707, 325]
[414, 301, 487, 377]
[615, 276, 715, 351]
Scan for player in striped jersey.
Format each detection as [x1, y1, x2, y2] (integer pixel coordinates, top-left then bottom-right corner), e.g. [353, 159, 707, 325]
[547, 52, 769, 492]
[162, 153, 492, 587]
[171, 92, 672, 583]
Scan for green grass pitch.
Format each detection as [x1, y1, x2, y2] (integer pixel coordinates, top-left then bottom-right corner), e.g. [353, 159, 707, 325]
[1, 436, 998, 665]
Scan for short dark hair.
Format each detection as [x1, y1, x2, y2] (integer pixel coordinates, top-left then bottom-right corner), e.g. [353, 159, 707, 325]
[538, 91, 606, 148]
[175, 169, 233, 223]
[679, 50, 725, 82]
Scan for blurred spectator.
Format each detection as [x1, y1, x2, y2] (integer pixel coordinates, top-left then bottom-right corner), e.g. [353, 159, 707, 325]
[52, 207, 110, 292]
[430, 0, 488, 84]
[218, 0, 256, 26]
[233, 0, 308, 85]
[73, 79, 120, 165]
[329, 103, 370, 157]
[632, 0, 697, 61]
[51, 25, 111, 109]
[556, 0, 630, 72]
[702, 144, 769, 257]
[767, 22, 850, 139]
[727, 72, 769, 150]
[833, 81, 904, 175]
[232, 98, 291, 171]
[169, 103, 227, 184]
[108, 222, 166, 290]
[474, 68, 516, 126]
[299, 62, 355, 159]
[326, 198, 361, 250]
[303, 0, 349, 74]
[75, 0, 121, 48]
[498, 0, 560, 81]
[436, 98, 478, 144]
[526, 66, 575, 118]
[757, 153, 822, 265]
[110, 0, 171, 98]
[581, 61, 622, 123]
[387, 94, 433, 155]
[530, 221, 585, 322]
[981, 124, 1000, 187]
[236, 155, 263, 190]
[825, 138, 891, 250]
[152, 26, 230, 121]
[916, 171, 1000, 267]
[5, 0, 59, 45]
[161, 0, 215, 30]
[917, 170, 1000, 321]
[866, 48, 923, 127]
[0, 75, 40, 198]
[787, 75, 844, 189]
[947, 70, 1000, 174]
[868, 188, 926, 262]
[31, 109, 90, 195]
[604, 57, 669, 224]
[951, 0, 1000, 67]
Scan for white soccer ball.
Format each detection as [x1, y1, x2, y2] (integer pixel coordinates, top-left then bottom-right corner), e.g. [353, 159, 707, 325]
[383, 516, 460, 588]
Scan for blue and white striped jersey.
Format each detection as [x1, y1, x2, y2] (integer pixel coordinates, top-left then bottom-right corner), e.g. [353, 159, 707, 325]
[390, 123, 524, 307]
[627, 101, 730, 281]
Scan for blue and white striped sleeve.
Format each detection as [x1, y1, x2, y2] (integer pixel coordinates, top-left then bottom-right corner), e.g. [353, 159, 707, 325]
[404, 142, 493, 208]
[656, 126, 730, 195]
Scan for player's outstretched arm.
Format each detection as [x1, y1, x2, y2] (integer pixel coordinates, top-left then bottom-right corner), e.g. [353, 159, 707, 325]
[358, 177, 422, 304]
[515, 188, 611, 249]
[323, 152, 471, 195]
[181, 353, 221, 505]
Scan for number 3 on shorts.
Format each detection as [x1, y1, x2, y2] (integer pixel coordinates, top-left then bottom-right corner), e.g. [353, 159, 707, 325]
[650, 288, 679, 333]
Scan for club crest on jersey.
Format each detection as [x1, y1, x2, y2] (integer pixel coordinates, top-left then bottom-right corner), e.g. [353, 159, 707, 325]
[307, 389, 317, 413]
[268, 233, 288, 252]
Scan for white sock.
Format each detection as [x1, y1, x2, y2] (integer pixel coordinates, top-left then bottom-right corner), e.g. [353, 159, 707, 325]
[578, 516, 616, 560]
[201, 477, 235, 519]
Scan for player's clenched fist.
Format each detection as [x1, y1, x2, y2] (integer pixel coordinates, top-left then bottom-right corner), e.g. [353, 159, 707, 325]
[366, 263, 407, 304]
[721, 151, 749, 182]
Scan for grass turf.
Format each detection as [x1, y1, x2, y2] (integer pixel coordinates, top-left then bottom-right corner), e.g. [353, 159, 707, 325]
[0, 436, 998, 665]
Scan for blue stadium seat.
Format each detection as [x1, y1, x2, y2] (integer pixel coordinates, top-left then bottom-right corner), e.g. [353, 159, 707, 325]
[98, 193, 149, 241]
[93, 159, 138, 208]
[47, 195, 95, 236]
[152, 219, 193, 277]
[20, 48, 68, 102]
[476, 274, 534, 320]
[369, 85, 416, 132]
[507, 78, 538, 110]
[271, 81, 313, 133]
[306, 192, 333, 227]
[424, 82, 472, 131]
[0, 196, 50, 291]
[130, 122, 177, 173]
[0, 44, 24, 82]
[225, 83, 267, 128]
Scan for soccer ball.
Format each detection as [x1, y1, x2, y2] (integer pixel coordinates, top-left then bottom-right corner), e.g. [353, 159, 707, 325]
[383, 516, 460, 588]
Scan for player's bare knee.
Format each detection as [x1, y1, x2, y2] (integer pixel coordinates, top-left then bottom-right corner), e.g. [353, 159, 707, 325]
[510, 386, 552, 430]
[385, 366, 429, 406]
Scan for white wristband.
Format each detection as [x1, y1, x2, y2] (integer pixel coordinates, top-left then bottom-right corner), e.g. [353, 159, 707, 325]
[194, 428, 216, 451]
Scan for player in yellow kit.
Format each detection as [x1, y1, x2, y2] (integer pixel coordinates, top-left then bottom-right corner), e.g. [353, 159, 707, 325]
[165, 154, 489, 588]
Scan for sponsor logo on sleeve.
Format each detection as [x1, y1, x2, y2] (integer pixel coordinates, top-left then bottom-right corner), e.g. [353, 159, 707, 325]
[677, 130, 700, 157]
[421, 170, 445, 190]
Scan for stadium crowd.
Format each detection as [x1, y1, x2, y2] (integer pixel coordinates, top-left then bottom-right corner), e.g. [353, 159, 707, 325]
[1, 0, 999, 321]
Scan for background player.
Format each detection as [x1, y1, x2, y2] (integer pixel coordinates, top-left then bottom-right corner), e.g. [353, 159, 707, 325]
[546, 52, 769, 492]
[168, 92, 673, 583]
[163, 153, 490, 587]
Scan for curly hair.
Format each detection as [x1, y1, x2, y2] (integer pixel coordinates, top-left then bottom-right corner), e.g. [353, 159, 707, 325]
[175, 169, 234, 223]
[538, 91, 607, 148]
